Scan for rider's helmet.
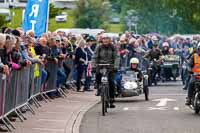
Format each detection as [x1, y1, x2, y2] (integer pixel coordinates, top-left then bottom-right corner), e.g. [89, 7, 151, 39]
[101, 34, 111, 45]
[162, 42, 169, 47]
[101, 34, 111, 40]
[130, 58, 139, 69]
[130, 58, 139, 68]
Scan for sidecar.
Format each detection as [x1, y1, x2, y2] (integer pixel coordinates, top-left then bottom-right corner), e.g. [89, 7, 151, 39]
[115, 70, 149, 100]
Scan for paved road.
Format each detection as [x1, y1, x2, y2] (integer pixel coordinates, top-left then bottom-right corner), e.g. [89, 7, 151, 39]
[80, 81, 200, 133]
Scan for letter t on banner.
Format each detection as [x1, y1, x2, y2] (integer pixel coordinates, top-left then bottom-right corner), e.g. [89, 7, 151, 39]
[22, 0, 49, 37]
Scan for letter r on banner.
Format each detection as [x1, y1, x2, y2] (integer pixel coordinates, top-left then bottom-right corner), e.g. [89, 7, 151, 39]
[29, 4, 39, 18]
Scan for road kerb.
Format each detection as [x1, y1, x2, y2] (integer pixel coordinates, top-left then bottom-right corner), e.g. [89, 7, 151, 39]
[65, 100, 100, 133]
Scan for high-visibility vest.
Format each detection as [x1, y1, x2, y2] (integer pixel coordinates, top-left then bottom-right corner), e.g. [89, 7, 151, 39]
[192, 53, 200, 73]
[29, 47, 40, 77]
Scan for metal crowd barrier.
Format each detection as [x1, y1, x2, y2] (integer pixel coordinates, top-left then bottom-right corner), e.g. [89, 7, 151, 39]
[45, 61, 58, 93]
[28, 64, 46, 107]
[64, 58, 77, 91]
[0, 67, 35, 131]
[0, 60, 72, 131]
[43, 61, 67, 99]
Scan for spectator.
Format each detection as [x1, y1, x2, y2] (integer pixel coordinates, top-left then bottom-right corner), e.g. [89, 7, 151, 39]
[84, 37, 95, 91]
[0, 33, 9, 75]
[34, 37, 50, 57]
[75, 38, 87, 92]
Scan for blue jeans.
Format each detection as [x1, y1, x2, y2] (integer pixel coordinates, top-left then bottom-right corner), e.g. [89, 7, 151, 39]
[41, 69, 47, 84]
[56, 68, 67, 87]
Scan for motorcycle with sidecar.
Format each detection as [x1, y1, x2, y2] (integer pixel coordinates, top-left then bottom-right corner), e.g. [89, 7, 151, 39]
[115, 69, 149, 101]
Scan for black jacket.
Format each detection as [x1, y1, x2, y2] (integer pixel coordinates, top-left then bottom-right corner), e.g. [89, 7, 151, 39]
[128, 68, 143, 82]
[75, 47, 87, 66]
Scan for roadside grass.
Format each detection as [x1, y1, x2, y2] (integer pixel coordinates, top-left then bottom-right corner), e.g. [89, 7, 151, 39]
[107, 23, 124, 33]
[4, 8, 123, 33]
[5, 8, 75, 32]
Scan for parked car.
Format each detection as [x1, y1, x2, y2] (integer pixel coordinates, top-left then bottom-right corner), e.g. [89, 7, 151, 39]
[0, 9, 11, 22]
[55, 13, 67, 23]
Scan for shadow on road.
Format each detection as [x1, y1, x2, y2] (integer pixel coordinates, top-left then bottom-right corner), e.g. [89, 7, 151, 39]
[115, 98, 147, 103]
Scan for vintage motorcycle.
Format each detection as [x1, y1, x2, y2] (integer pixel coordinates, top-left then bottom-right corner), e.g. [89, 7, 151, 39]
[147, 59, 161, 86]
[161, 55, 180, 82]
[115, 69, 149, 101]
[189, 74, 200, 114]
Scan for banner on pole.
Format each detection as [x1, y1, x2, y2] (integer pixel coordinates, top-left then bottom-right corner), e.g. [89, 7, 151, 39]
[22, 0, 49, 37]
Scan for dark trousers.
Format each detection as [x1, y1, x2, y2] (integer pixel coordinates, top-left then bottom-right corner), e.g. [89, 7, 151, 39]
[76, 65, 86, 91]
[63, 62, 71, 81]
[96, 71, 115, 99]
[188, 75, 196, 98]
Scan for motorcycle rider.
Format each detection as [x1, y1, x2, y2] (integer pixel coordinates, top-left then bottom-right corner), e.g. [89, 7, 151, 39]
[129, 58, 143, 82]
[129, 57, 149, 100]
[144, 36, 163, 85]
[116, 57, 143, 96]
[186, 43, 200, 105]
[92, 34, 119, 108]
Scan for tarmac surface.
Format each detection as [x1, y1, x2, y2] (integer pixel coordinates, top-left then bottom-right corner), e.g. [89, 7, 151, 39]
[80, 81, 200, 133]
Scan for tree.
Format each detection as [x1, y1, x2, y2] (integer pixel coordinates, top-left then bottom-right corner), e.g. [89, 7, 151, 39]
[109, 0, 200, 34]
[165, 0, 200, 33]
[74, 0, 111, 28]
[49, 3, 62, 19]
[0, 15, 6, 28]
[122, 0, 179, 34]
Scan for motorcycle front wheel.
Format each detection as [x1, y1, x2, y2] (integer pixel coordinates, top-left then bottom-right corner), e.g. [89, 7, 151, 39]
[194, 92, 200, 114]
[144, 87, 149, 101]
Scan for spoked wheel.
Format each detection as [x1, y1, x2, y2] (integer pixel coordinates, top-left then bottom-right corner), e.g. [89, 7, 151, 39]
[144, 87, 149, 101]
[194, 93, 200, 114]
[105, 85, 110, 113]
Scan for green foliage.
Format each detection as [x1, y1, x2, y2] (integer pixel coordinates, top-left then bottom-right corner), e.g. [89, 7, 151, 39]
[6, 8, 22, 28]
[0, 15, 6, 28]
[107, 23, 124, 33]
[48, 10, 75, 31]
[49, 3, 62, 18]
[5, 8, 75, 32]
[110, 0, 200, 34]
[74, 0, 111, 29]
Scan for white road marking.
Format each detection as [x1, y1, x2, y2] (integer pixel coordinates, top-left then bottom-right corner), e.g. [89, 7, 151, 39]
[122, 106, 181, 111]
[123, 107, 129, 111]
[173, 107, 180, 111]
[153, 98, 176, 107]
[152, 94, 186, 96]
[148, 107, 167, 110]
